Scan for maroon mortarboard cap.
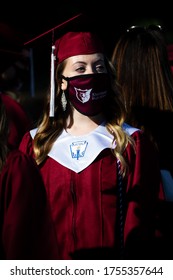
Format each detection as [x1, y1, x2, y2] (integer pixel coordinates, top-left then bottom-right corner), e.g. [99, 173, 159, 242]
[53, 13, 104, 63]
[55, 31, 104, 64]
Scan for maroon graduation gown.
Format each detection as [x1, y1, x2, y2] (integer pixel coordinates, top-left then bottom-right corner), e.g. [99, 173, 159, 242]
[19, 129, 164, 259]
[0, 149, 58, 260]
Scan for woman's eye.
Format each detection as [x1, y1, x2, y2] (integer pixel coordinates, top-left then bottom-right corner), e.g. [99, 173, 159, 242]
[96, 65, 106, 72]
[76, 66, 85, 73]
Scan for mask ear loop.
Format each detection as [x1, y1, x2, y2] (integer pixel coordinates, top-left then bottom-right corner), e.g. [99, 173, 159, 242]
[49, 30, 56, 117]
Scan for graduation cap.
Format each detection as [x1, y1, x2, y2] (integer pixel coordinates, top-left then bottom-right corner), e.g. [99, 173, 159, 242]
[24, 13, 105, 116]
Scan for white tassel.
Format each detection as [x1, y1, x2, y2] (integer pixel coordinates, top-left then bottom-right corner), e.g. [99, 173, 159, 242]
[49, 45, 56, 117]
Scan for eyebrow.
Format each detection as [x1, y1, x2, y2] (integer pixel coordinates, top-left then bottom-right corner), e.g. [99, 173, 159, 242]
[72, 58, 105, 65]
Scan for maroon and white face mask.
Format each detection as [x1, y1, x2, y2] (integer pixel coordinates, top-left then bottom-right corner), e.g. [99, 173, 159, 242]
[62, 73, 109, 116]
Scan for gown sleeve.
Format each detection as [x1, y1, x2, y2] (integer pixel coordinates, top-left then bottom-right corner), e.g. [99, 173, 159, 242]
[19, 131, 35, 157]
[0, 150, 58, 259]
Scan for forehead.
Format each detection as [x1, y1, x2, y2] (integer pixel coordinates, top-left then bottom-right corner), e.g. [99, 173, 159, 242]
[65, 53, 105, 65]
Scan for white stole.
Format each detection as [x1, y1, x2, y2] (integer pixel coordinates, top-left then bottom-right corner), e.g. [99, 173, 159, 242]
[30, 123, 138, 173]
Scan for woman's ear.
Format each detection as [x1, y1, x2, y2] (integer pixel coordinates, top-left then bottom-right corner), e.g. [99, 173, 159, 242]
[61, 78, 68, 91]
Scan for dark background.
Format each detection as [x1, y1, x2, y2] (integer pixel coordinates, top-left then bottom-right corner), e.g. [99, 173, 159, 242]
[1, 0, 173, 98]
[2, 1, 173, 40]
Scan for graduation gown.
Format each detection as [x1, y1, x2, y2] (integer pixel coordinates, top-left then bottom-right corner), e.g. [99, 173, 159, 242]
[0, 149, 58, 260]
[19, 124, 164, 259]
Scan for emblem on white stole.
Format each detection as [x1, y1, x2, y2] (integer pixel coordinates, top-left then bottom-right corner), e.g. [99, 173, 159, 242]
[70, 141, 88, 160]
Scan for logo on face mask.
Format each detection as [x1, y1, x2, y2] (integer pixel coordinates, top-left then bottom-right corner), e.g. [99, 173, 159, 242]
[64, 73, 109, 116]
[75, 88, 92, 103]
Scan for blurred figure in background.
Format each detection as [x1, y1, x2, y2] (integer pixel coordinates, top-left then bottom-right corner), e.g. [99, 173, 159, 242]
[0, 92, 32, 150]
[0, 22, 32, 149]
[0, 94, 58, 259]
[111, 24, 173, 258]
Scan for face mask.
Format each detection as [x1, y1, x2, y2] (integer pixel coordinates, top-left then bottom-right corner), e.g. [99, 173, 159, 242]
[62, 73, 109, 116]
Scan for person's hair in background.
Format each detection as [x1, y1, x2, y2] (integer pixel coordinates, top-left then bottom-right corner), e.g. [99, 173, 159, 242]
[19, 14, 164, 260]
[111, 24, 173, 257]
[112, 25, 173, 119]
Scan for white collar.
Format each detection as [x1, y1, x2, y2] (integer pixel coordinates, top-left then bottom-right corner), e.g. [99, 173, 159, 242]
[30, 123, 139, 173]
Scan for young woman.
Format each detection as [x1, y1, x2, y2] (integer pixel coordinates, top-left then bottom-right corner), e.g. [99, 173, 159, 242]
[19, 30, 164, 259]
